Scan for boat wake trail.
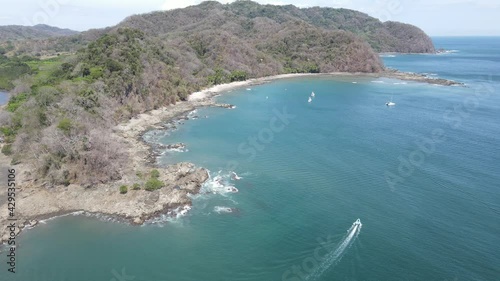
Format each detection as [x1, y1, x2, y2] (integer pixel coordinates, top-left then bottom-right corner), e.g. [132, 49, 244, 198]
[306, 219, 362, 281]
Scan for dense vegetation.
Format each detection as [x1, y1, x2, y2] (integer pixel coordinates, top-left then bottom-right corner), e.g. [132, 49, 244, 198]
[0, 1, 436, 187]
[0, 28, 192, 186]
[0, 55, 32, 90]
[2, 1, 434, 57]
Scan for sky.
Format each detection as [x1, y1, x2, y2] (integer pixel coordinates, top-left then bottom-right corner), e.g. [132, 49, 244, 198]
[0, 0, 499, 36]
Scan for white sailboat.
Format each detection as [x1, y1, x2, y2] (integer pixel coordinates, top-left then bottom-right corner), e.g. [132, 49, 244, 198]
[308, 96, 312, 103]
[311, 91, 315, 98]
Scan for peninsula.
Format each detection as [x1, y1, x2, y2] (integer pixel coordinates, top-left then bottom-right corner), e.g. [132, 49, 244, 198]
[0, 1, 460, 243]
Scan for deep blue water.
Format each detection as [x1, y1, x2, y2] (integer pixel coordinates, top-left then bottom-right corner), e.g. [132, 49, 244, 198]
[1, 37, 499, 281]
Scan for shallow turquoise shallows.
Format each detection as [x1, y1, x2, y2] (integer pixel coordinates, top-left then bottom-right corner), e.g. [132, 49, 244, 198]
[0, 91, 8, 106]
[1, 37, 499, 281]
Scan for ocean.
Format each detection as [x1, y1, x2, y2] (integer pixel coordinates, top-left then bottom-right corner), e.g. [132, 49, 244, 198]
[1, 37, 499, 281]
[0, 91, 8, 106]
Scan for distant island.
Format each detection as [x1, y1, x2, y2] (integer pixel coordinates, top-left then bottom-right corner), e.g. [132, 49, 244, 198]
[0, 1, 457, 244]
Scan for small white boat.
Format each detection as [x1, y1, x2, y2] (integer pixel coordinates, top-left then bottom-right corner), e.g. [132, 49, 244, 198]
[311, 91, 315, 98]
[386, 96, 396, 106]
[308, 96, 312, 103]
[348, 218, 363, 233]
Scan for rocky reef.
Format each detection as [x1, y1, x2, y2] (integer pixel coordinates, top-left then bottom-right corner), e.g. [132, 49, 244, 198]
[0, 162, 208, 244]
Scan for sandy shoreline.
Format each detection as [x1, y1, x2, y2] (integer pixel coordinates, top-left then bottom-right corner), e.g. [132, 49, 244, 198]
[188, 70, 464, 101]
[0, 70, 463, 245]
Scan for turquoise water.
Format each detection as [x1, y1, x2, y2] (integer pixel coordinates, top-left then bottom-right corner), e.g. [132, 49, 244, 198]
[0, 91, 8, 105]
[1, 38, 500, 281]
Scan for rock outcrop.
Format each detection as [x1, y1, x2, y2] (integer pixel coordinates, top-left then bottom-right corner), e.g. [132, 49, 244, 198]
[0, 162, 209, 244]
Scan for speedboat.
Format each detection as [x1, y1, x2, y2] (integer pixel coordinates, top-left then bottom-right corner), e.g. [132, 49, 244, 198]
[386, 96, 396, 106]
[352, 219, 362, 230]
[348, 218, 362, 233]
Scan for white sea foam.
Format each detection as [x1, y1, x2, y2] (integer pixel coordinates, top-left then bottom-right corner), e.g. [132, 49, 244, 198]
[422, 73, 438, 77]
[143, 129, 171, 144]
[165, 170, 243, 220]
[146, 205, 192, 226]
[214, 206, 234, 214]
[371, 80, 386, 84]
[200, 170, 241, 196]
[39, 211, 85, 224]
[167, 147, 188, 153]
[438, 50, 459, 55]
[38, 211, 127, 226]
[187, 109, 198, 119]
[225, 186, 239, 193]
[231, 172, 242, 180]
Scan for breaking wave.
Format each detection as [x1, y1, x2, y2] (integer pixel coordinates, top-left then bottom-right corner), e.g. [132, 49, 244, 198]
[213, 206, 235, 214]
[146, 205, 192, 226]
[199, 170, 241, 196]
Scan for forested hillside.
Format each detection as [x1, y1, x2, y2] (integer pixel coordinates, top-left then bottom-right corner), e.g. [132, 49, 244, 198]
[0, 24, 77, 42]
[0, 1, 436, 187]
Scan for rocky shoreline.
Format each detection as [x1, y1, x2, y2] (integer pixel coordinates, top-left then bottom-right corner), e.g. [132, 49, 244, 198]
[0, 99, 217, 245]
[0, 71, 463, 245]
[381, 69, 465, 86]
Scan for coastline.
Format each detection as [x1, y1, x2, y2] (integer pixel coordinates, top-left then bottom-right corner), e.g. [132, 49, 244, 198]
[0, 70, 463, 245]
[0, 90, 8, 111]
